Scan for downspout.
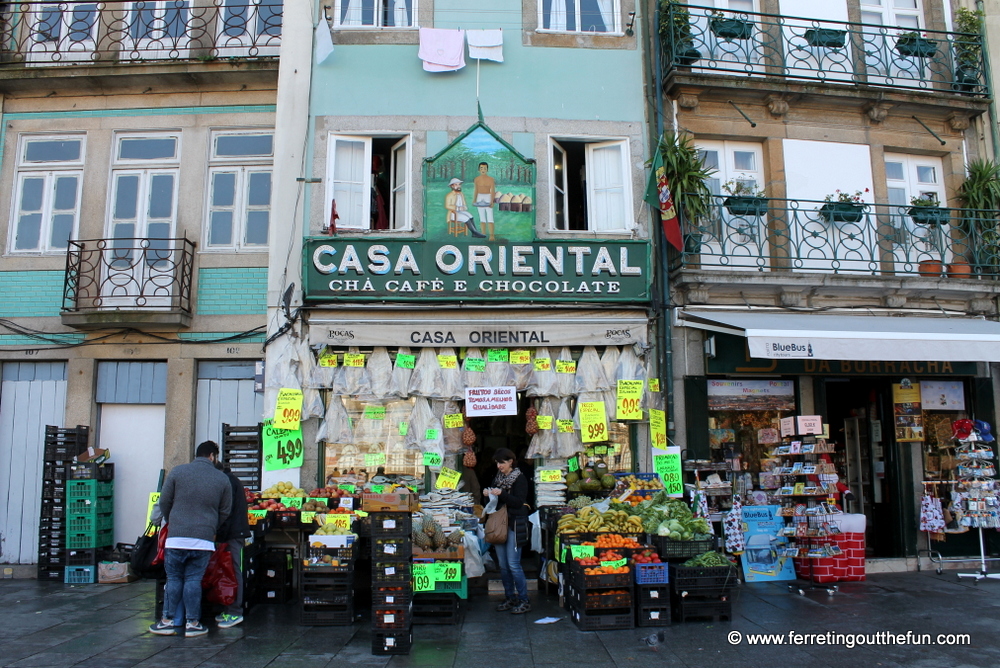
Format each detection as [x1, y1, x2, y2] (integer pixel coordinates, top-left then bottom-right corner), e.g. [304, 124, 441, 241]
[977, 0, 999, 159]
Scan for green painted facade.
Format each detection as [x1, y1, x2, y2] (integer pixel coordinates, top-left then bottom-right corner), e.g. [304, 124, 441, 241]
[0, 271, 64, 317]
[197, 267, 268, 315]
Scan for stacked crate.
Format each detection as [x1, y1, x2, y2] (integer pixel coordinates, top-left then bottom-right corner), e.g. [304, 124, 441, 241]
[64, 472, 114, 584]
[633, 561, 670, 627]
[37, 426, 89, 581]
[298, 538, 356, 625]
[370, 512, 412, 655]
[566, 560, 634, 631]
[412, 559, 463, 624]
[221, 423, 263, 492]
[669, 563, 738, 623]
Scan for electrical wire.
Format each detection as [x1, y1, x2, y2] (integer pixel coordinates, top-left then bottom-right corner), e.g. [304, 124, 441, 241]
[0, 318, 266, 352]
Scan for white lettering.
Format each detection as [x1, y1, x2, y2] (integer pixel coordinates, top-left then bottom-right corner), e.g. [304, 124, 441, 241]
[591, 247, 617, 276]
[367, 245, 391, 274]
[568, 247, 592, 275]
[538, 247, 564, 276]
[512, 246, 534, 275]
[394, 245, 420, 275]
[338, 245, 364, 275]
[619, 247, 641, 275]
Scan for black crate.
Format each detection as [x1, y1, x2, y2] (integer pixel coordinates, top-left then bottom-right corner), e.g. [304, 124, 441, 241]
[256, 583, 293, 604]
[372, 559, 411, 585]
[669, 564, 739, 594]
[369, 512, 411, 537]
[412, 593, 460, 625]
[37, 552, 65, 567]
[373, 605, 412, 629]
[68, 463, 115, 481]
[41, 481, 66, 500]
[43, 462, 68, 482]
[373, 587, 413, 607]
[372, 536, 412, 560]
[566, 584, 632, 610]
[636, 605, 670, 627]
[44, 444, 85, 461]
[65, 548, 97, 566]
[300, 571, 354, 587]
[648, 535, 715, 561]
[372, 630, 412, 655]
[300, 603, 354, 626]
[301, 546, 355, 574]
[570, 565, 633, 590]
[37, 566, 64, 581]
[569, 606, 634, 631]
[301, 580, 352, 606]
[637, 584, 670, 605]
[40, 499, 65, 519]
[672, 596, 732, 623]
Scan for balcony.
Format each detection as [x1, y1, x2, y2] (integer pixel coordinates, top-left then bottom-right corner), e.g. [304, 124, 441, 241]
[673, 197, 1000, 280]
[660, 4, 987, 97]
[61, 237, 195, 329]
[0, 1, 281, 76]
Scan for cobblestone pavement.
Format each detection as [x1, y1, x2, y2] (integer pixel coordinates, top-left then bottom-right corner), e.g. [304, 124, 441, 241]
[0, 570, 997, 667]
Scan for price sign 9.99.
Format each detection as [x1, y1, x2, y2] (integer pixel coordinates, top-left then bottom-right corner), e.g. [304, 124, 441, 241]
[579, 401, 608, 443]
[273, 389, 303, 430]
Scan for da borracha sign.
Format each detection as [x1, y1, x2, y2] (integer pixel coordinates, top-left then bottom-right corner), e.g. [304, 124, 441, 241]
[465, 386, 518, 416]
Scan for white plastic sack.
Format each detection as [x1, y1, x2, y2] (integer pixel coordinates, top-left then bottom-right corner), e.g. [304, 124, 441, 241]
[404, 396, 434, 450]
[367, 347, 394, 400]
[433, 399, 464, 453]
[526, 397, 558, 459]
[407, 348, 444, 397]
[388, 347, 415, 398]
[302, 387, 326, 420]
[341, 346, 372, 396]
[384, 399, 413, 451]
[527, 346, 557, 397]
[353, 403, 388, 445]
[554, 347, 576, 397]
[529, 510, 542, 553]
[438, 347, 464, 400]
[574, 345, 609, 394]
[555, 398, 583, 458]
[485, 351, 515, 388]
[510, 349, 533, 390]
[462, 347, 488, 388]
[463, 531, 485, 578]
[308, 346, 338, 389]
[600, 346, 621, 416]
[316, 395, 353, 444]
[615, 344, 649, 408]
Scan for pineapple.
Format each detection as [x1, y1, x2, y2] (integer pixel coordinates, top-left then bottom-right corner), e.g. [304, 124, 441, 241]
[447, 530, 464, 546]
[432, 528, 447, 550]
[414, 532, 433, 549]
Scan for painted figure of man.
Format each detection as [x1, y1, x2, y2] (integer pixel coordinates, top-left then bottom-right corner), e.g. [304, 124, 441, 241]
[444, 177, 486, 238]
[473, 162, 497, 240]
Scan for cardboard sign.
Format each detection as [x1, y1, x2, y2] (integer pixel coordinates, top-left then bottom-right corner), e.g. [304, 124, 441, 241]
[579, 401, 608, 443]
[601, 558, 627, 569]
[339, 497, 354, 509]
[248, 509, 268, 518]
[536, 415, 553, 430]
[570, 544, 595, 559]
[443, 414, 464, 428]
[273, 388, 303, 430]
[412, 563, 435, 591]
[364, 453, 387, 467]
[370, 485, 384, 494]
[648, 378, 660, 393]
[300, 511, 316, 524]
[465, 357, 486, 372]
[395, 353, 415, 369]
[280, 497, 303, 508]
[318, 352, 338, 367]
[262, 419, 304, 471]
[649, 408, 667, 449]
[399, 422, 409, 436]
[567, 456, 580, 472]
[465, 386, 517, 416]
[344, 353, 365, 367]
[653, 445, 683, 497]
[539, 469, 564, 483]
[534, 358, 552, 371]
[423, 452, 442, 467]
[557, 419, 575, 433]
[510, 350, 531, 365]
[555, 360, 576, 374]
[796, 415, 823, 435]
[338, 484, 356, 493]
[437, 354, 459, 369]
[616, 380, 643, 420]
[363, 405, 386, 420]
[780, 416, 796, 437]
[435, 466, 461, 489]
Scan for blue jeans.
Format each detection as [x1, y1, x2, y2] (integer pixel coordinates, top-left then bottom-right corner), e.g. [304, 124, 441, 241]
[494, 528, 528, 603]
[163, 548, 212, 623]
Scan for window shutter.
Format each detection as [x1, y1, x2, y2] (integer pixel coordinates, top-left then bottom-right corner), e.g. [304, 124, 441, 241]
[586, 141, 628, 232]
[329, 135, 371, 229]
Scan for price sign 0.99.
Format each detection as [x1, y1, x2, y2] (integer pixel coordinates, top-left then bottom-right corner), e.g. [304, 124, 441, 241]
[653, 446, 684, 497]
[262, 419, 304, 471]
[435, 467, 461, 489]
[273, 388, 303, 430]
[579, 401, 608, 443]
[616, 380, 643, 420]
[413, 563, 435, 592]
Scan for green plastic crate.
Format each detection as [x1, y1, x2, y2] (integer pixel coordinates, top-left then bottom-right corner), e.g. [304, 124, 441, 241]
[64, 565, 95, 584]
[67, 479, 113, 499]
[429, 575, 467, 599]
[66, 497, 113, 516]
[66, 529, 113, 550]
[67, 512, 113, 533]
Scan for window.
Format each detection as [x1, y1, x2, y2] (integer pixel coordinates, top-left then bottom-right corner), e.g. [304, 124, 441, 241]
[539, 0, 621, 34]
[9, 135, 85, 253]
[27, 3, 98, 60]
[550, 137, 632, 232]
[325, 134, 411, 231]
[696, 140, 765, 198]
[885, 153, 944, 207]
[333, 0, 416, 28]
[860, 0, 923, 31]
[206, 131, 274, 249]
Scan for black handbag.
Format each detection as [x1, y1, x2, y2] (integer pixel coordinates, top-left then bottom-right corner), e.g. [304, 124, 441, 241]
[130, 523, 165, 580]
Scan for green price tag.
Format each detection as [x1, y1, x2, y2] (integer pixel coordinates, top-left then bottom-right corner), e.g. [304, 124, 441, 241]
[300, 511, 316, 524]
[465, 357, 486, 372]
[594, 445, 608, 454]
[423, 452, 443, 467]
[363, 406, 386, 420]
[248, 509, 268, 518]
[338, 484, 356, 494]
[433, 562, 461, 582]
[395, 353, 415, 369]
[425, 428, 441, 440]
[601, 558, 627, 569]
[487, 348, 509, 362]
[413, 563, 435, 592]
[280, 497, 303, 508]
[399, 422, 409, 436]
[567, 456, 580, 472]
[570, 545, 595, 559]
[262, 419, 304, 472]
[653, 447, 684, 497]
[364, 453, 387, 467]
[371, 485, 384, 494]
[354, 509, 368, 517]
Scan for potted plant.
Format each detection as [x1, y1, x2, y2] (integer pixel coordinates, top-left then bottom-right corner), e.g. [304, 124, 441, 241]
[659, 0, 702, 66]
[654, 131, 716, 252]
[820, 189, 869, 223]
[953, 8, 983, 93]
[709, 9, 754, 41]
[956, 158, 1000, 273]
[908, 194, 950, 226]
[895, 31, 938, 58]
[804, 27, 846, 49]
[722, 177, 767, 216]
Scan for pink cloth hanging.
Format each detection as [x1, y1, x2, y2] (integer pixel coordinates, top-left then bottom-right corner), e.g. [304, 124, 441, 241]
[418, 27, 466, 72]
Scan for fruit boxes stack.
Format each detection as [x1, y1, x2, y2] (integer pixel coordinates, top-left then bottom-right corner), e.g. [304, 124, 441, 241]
[298, 538, 356, 625]
[370, 511, 412, 655]
[669, 562, 738, 623]
[566, 548, 634, 631]
[632, 548, 669, 626]
[38, 425, 90, 582]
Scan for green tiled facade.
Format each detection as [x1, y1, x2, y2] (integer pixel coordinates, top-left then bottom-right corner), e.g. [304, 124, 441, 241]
[197, 267, 267, 315]
[0, 271, 64, 317]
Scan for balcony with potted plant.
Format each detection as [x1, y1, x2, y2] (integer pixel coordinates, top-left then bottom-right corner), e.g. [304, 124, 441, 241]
[908, 194, 950, 226]
[722, 177, 768, 216]
[820, 189, 869, 224]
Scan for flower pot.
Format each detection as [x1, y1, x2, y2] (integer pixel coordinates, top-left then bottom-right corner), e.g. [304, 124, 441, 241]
[895, 36, 938, 58]
[710, 18, 753, 40]
[684, 233, 704, 254]
[819, 202, 865, 224]
[724, 196, 768, 216]
[948, 261, 974, 278]
[908, 206, 950, 226]
[953, 66, 980, 93]
[804, 28, 846, 49]
[918, 261, 944, 277]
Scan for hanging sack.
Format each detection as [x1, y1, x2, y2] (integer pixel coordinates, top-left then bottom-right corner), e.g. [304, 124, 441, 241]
[201, 544, 238, 607]
[485, 504, 508, 544]
[463, 448, 477, 468]
[151, 523, 169, 566]
[130, 523, 165, 579]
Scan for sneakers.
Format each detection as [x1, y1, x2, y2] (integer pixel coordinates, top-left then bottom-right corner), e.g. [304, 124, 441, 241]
[511, 601, 532, 615]
[215, 613, 244, 629]
[496, 599, 516, 611]
[148, 619, 177, 636]
[184, 621, 208, 637]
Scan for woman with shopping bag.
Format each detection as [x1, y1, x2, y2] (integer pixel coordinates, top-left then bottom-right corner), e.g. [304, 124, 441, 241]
[483, 448, 531, 614]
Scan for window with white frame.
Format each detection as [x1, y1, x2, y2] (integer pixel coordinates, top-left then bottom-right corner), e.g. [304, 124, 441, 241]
[325, 134, 411, 231]
[550, 137, 633, 232]
[696, 140, 763, 197]
[860, 0, 923, 30]
[884, 153, 944, 207]
[539, 0, 621, 34]
[333, 0, 416, 28]
[9, 135, 85, 253]
[206, 131, 274, 250]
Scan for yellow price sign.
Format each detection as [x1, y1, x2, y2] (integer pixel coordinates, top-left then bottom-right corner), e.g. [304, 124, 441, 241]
[437, 355, 458, 369]
[648, 378, 660, 393]
[510, 350, 531, 365]
[616, 380, 643, 420]
[273, 388, 303, 430]
[443, 413, 464, 428]
[300, 511, 316, 524]
[649, 408, 667, 449]
[534, 358, 552, 371]
[536, 415, 553, 430]
[344, 353, 365, 367]
[539, 469, 564, 483]
[579, 401, 608, 443]
[436, 466, 461, 489]
[326, 514, 353, 529]
[318, 352, 338, 367]
[555, 360, 576, 374]
[557, 419, 575, 433]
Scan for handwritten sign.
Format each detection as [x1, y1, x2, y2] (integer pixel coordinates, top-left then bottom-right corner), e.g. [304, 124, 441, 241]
[464, 357, 486, 372]
[395, 353, 415, 369]
[616, 380, 643, 420]
[487, 348, 509, 362]
[534, 358, 552, 371]
[436, 466, 461, 489]
[601, 558, 627, 569]
[580, 401, 608, 443]
[653, 445, 683, 497]
[539, 469, 564, 483]
[399, 422, 409, 436]
[280, 497, 303, 508]
[344, 353, 365, 367]
[437, 354, 458, 369]
[570, 544, 595, 559]
[248, 509, 268, 519]
[318, 352, 338, 367]
[443, 414, 464, 428]
[370, 485, 384, 494]
[555, 360, 576, 374]
[338, 484, 355, 493]
[262, 419, 303, 471]
[364, 453, 387, 467]
[273, 389, 303, 430]
[339, 497, 354, 509]
[433, 562, 461, 581]
[594, 445, 608, 455]
[363, 405, 386, 420]
[424, 428, 441, 440]
[536, 415, 553, 430]
[327, 514, 352, 530]
[567, 456, 580, 472]
[649, 408, 667, 449]
[797, 415, 823, 435]
[300, 511, 316, 524]
[510, 350, 531, 365]
[557, 419, 575, 433]
[465, 386, 517, 417]
[413, 563, 435, 591]
[648, 378, 660, 393]
[423, 452, 442, 467]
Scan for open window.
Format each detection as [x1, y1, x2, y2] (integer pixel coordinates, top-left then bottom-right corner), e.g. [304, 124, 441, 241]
[9, 134, 85, 253]
[550, 137, 633, 232]
[325, 134, 411, 231]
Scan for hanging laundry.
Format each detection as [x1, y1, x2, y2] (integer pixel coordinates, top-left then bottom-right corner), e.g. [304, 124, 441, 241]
[466, 29, 503, 62]
[724, 495, 745, 554]
[418, 27, 466, 72]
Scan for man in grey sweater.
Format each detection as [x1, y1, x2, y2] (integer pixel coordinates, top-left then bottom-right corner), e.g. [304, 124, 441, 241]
[149, 441, 232, 637]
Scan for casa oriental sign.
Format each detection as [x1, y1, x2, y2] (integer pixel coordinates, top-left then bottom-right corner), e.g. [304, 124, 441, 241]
[303, 239, 650, 303]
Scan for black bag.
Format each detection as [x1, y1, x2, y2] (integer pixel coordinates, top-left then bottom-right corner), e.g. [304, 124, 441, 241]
[131, 523, 165, 580]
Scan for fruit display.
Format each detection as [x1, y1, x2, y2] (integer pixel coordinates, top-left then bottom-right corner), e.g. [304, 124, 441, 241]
[556, 506, 644, 534]
[617, 474, 663, 490]
[249, 498, 290, 511]
[314, 522, 355, 536]
[578, 534, 643, 549]
[682, 550, 733, 568]
[411, 513, 464, 551]
[301, 500, 330, 512]
[632, 491, 712, 539]
[568, 495, 596, 509]
[262, 481, 307, 498]
[631, 549, 662, 564]
[307, 486, 353, 499]
[581, 564, 630, 575]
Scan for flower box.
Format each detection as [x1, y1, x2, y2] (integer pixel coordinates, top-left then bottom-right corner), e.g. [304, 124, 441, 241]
[724, 195, 768, 216]
[710, 18, 753, 40]
[804, 28, 846, 49]
[908, 206, 950, 226]
[819, 202, 865, 224]
[895, 35, 937, 58]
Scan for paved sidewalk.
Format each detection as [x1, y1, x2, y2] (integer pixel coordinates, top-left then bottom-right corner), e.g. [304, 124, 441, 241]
[1, 570, 998, 667]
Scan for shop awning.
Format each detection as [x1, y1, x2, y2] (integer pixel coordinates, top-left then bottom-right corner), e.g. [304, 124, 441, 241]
[675, 310, 1000, 362]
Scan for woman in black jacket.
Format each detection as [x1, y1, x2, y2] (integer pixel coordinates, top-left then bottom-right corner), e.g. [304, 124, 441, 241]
[485, 448, 531, 614]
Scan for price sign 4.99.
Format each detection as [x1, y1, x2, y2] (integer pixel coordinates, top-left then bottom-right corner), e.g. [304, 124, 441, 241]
[262, 419, 304, 471]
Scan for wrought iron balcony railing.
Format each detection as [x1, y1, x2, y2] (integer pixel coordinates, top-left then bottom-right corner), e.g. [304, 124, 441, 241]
[675, 197, 1000, 278]
[660, 4, 987, 97]
[0, 0, 281, 66]
[63, 237, 195, 313]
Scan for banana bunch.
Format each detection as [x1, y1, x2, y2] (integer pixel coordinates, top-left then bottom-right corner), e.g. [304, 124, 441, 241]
[556, 506, 644, 534]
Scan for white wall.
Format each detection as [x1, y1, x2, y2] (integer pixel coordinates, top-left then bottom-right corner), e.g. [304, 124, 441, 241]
[783, 139, 874, 204]
[780, 0, 848, 21]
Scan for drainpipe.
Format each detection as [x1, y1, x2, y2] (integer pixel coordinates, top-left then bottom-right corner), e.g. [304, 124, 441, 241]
[977, 0, 999, 159]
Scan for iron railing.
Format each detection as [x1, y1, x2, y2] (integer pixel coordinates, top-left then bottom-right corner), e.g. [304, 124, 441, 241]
[661, 4, 987, 97]
[0, 0, 281, 65]
[63, 237, 195, 312]
[674, 196, 1000, 277]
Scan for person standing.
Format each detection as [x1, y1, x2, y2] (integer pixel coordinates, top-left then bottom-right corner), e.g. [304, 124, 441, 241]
[214, 462, 250, 629]
[484, 448, 531, 614]
[472, 162, 497, 240]
[148, 441, 232, 637]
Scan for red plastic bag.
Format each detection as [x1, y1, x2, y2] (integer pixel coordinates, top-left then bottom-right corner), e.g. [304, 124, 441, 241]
[151, 524, 169, 566]
[202, 544, 237, 607]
